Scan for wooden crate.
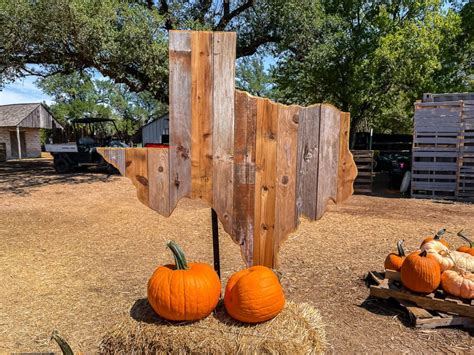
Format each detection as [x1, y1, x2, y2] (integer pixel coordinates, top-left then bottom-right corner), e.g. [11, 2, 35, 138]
[351, 150, 373, 194]
[458, 101, 474, 201]
[0, 142, 6, 162]
[367, 270, 474, 329]
[411, 100, 474, 201]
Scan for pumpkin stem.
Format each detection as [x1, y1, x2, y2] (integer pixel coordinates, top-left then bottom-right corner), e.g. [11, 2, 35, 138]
[167, 240, 190, 270]
[434, 228, 446, 240]
[419, 250, 428, 257]
[457, 230, 473, 247]
[396, 240, 406, 257]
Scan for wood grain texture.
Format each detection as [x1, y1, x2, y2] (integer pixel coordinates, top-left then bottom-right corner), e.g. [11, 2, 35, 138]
[125, 148, 149, 206]
[191, 31, 213, 203]
[336, 112, 357, 203]
[98, 148, 126, 175]
[169, 31, 192, 210]
[96, 30, 356, 268]
[253, 98, 279, 267]
[316, 104, 340, 220]
[274, 104, 299, 266]
[296, 105, 321, 220]
[148, 149, 171, 217]
[233, 91, 257, 266]
[212, 32, 236, 234]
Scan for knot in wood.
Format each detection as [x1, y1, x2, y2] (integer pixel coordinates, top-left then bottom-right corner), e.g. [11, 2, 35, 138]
[303, 145, 313, 162]
[158, 166, 164, 172]
[292, 113, 299, 124]
[281, 176, 289, 185]
[262, 185, 269, 192]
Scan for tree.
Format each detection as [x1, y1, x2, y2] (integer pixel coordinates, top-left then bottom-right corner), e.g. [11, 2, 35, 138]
[0, 0, 289, 102]
[270, 0, 472, 135]
[236, 56, 273, 97]
[37, 72, 166, 138]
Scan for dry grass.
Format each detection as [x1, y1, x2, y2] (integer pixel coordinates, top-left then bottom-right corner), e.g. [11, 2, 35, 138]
[99, 301, 325, 354]
[1, 159, 473, 353]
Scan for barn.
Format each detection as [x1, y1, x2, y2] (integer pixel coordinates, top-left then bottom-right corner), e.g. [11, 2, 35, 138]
[0, 103, 62, 160]
[141, 113, 169, 146]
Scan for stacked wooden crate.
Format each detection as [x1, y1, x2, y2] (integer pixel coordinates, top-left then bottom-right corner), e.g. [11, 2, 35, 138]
[351, 150, 373, 194]
[0, 143, 6, 162]
[459, 101, 474, 201]
[411, 98, 474, 201]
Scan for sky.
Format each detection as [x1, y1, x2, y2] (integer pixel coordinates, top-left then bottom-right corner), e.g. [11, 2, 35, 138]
[0, 76, 53, 105]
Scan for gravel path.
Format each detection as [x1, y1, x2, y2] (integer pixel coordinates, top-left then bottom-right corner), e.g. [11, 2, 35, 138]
[1, 159, 473, 353]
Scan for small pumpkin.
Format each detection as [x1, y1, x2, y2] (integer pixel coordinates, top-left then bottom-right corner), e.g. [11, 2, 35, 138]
[421, 241, 474, 272]
[224, 266, 285, 323]
[441, 268, 474, 299]
[456, 231, 474, 256]
[147, 240, 221, 321]
[420, 228, 449, 248]
[400, 250, 441, 293]
[384, 240, 406, 271]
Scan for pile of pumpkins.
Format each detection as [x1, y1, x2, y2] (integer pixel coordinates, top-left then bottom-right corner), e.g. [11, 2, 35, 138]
[384, 229, 474, 299]
[147, 240, 285, 322]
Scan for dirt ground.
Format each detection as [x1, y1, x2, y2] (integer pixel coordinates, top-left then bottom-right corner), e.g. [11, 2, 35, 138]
[1, 159, 473, 353]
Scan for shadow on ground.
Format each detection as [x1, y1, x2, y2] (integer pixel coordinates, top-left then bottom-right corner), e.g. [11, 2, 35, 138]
[0, 159, 118, 196]
[130, 298, 200, 327]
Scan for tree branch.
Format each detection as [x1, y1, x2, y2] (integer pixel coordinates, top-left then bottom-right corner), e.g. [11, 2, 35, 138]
[158, 0, 173, 30]
[236, 34, 279, 58]
[215, 0, 254, 31]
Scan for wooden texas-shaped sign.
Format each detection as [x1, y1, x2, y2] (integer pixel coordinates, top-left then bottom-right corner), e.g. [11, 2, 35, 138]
[98, 30, 357, 268]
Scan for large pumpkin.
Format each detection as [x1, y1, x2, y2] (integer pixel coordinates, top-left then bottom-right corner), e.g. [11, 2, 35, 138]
[457, 231, 474, 256]
[420, 228, 449, 248]
[224, 266, 285, 323]
[441, 269, 474, 299]
[384, 240, 406, 271]
[400, 250, 441, 293]
[421, 240, 474, 272]
[147, 241, 221, 321]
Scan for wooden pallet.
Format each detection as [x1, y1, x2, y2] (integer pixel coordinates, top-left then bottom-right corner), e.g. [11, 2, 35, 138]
[367, 271, 474, 329]
[351, 150, 373, 194]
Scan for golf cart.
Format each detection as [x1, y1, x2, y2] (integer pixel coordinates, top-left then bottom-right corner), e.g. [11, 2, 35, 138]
[45, 118, 128, 173]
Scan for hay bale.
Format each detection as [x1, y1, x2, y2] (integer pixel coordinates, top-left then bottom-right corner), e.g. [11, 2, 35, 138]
[99, 300, 326, 354]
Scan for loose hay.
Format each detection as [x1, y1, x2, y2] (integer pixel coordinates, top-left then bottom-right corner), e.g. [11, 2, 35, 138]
[99, 300, 326, 354]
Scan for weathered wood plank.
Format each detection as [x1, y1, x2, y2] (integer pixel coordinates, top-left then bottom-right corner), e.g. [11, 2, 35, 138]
[148, 148, 171, 217]
[212, 31, 236, 233]
[98, 148, 126, 175]
[296, 105, 320, 220]
[191, 31, 213, 203]
[125, 148, 149, 206]
[233, 91, 257, 266]
[316, 104, 340, 219]
[337, 112, 357, 203]
[274, 104, 299, 266]
[169, 31, 192, 210]
[254, 98, 278, 267]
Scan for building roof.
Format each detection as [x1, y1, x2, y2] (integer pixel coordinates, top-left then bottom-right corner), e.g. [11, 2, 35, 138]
[0, 103, 62, 129]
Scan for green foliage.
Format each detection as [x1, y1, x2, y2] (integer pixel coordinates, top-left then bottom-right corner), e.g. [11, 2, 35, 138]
[37, 72, 166, 137]
[236, 56, 273, 97]
[1, 0, 472, 136]
[271, 0, 473, 134]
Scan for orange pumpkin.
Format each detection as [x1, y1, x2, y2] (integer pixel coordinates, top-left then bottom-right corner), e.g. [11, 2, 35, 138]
[420, 228, 449, 248]
[147, 241, 221, 321]
[400, 250, 441, 293]
[384, 240, 406, 271]
[441, 268, 474, 299]
[457, 231, 474, 256]
[224, 266, 285, 323]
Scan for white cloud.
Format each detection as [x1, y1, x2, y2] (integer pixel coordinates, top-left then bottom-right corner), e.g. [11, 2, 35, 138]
[0, 76, 53, 105]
